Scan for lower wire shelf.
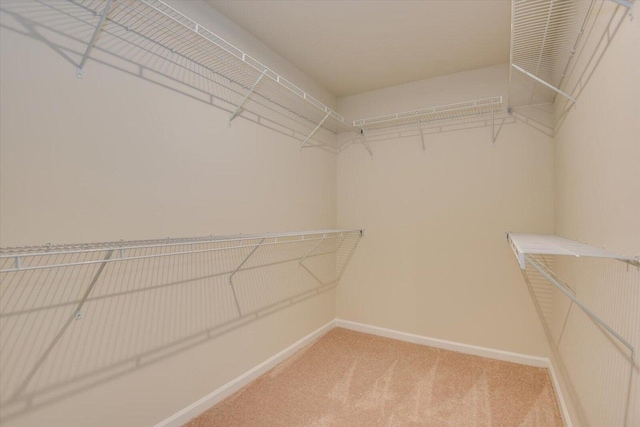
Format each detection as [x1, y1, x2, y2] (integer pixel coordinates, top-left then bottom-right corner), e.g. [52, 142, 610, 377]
[0, 229, 363, 421]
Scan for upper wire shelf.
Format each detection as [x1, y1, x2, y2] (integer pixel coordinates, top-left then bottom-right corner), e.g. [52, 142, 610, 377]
[509, 0, 634, 133]
[353, 97, 503, 132]
[0, 229, 363, 272]
[74, 0, 357, 150]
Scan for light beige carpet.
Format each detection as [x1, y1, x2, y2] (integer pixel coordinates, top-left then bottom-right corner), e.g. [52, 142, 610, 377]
[186, 328, 563, 426]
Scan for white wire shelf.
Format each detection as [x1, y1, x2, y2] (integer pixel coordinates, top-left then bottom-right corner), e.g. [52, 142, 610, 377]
[509, 0, 634, 132]
[507, 232, 639, 270]
[0, 229, 363, 272]
[73, 0, 357, 149]
[0, 229, 362, 416]
[353, 97, 503, 132]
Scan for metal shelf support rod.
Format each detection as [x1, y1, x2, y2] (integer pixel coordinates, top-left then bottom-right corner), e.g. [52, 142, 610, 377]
[77, 0, 114, 78]
[229, 238, 266, 285]
[492, 111, 507, 144]
[525, 254, 634, 359]
[511, 64, 576, 103]
[228, 71, 266, 124]
[299, 235, 326, 266]
[9, 250, 114, 401]
[300, 112, 330, 150]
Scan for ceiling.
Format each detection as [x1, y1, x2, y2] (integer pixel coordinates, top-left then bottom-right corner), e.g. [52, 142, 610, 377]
[206, 1, 511, 98]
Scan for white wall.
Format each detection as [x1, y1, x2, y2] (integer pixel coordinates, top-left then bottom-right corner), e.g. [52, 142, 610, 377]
[0, 1, 337, 426]
[336, 65, 553, 357]
[552, 6, 640, 426]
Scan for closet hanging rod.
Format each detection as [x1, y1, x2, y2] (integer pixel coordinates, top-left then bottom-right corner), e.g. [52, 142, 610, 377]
[0, 229, 364, 273]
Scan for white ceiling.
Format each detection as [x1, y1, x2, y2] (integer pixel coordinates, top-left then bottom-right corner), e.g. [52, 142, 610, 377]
[206, 1, 511, 98]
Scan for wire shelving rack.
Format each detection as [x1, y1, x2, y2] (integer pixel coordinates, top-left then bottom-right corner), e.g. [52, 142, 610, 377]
[0, 229, 363, 420]
[508, 0, 634, 133]
[506, 232, 637, 358]
[74, 0, 357, 151]
[68, 1, 518, 154]
[342, 97, 512, 154]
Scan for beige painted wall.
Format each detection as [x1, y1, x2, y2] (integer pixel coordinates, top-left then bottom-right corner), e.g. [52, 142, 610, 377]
[0, 1, 337, 426]
[336, 65, 553, 357]
[553, 6, 640, 426]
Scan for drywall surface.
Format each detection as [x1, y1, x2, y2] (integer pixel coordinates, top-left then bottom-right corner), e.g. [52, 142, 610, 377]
[0, 1, 337, 426]
[336, 65, 553, 357]
[553, 7, 639, 427]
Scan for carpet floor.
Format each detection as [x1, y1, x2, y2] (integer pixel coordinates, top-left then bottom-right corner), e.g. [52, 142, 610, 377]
[185, 328, 563, 426]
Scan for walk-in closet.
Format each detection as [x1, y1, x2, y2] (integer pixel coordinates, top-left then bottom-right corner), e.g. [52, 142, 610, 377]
[0, 1, 638, 426]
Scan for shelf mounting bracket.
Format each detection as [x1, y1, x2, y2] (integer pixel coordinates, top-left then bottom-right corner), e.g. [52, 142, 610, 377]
[512, 64, 576, 104]
[300, 112, 330, 150]
[10, 249, 114, 400]
[228, 238, 265, 315]
[77, 0, 114, 78]
[228, 71, 266, 125]
[419, 122, 426, 152]
[492, 110, 507, 144]
[299, 235, 326, 267]
[362, 139, 373, 156]
[358, 130, 373, 156]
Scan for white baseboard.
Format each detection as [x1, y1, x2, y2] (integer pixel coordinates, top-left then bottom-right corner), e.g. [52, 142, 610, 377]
[156, 318, 572, 427]
[335, 319, 549, 367]
[547, 358, 573, 427]
[154, 319, 335, 427]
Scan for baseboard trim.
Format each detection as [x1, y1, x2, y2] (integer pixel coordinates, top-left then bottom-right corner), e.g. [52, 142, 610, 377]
[335, 318, 549, 367]
[154, 319, 336, 427]
[547, 358, 573, 427]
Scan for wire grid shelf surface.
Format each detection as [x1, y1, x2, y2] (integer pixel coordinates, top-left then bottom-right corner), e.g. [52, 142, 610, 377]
[509, 0, 633, 130]
[0, 229, 362, 420]
[353, 97, 503, 132]
[507, 233, 639, 270]
[74, 0, 355, 146]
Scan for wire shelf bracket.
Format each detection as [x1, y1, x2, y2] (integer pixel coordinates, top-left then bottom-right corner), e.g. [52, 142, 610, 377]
[300, 112, 331, 150]
[419, 123, 426, 152]
[228, 71, 266, 125]
[76, 0, 114, 78]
